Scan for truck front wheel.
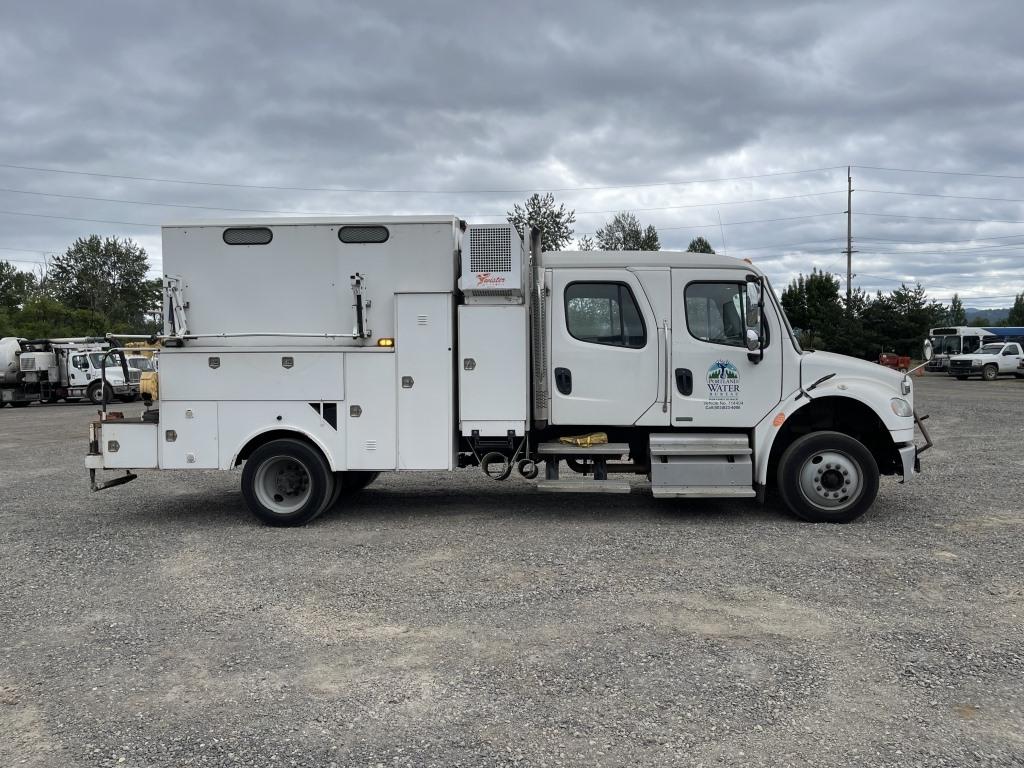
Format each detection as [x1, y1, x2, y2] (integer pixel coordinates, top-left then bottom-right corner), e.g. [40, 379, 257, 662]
[241, 439, 335, 526]
[982, 364, 999, 381]
[87, 381, 112, 405]
[776, 431, 879, 523]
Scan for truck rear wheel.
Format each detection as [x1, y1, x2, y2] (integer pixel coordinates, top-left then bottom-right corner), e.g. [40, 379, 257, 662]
[325, 470, 380, 510]
[982, 364, 998, 381]
[776, 431, 879, 523]
[241, 439, 335, 526]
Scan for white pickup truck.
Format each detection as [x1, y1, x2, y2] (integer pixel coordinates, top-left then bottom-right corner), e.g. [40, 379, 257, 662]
[947, 342, 1024, 381]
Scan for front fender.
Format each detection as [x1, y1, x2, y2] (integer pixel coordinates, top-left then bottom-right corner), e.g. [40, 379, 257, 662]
[753, 376, 913, 486]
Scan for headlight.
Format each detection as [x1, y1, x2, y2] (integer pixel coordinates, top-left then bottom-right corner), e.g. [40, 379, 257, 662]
[973, 359, 983, 367]
[890, 398, 913, 417]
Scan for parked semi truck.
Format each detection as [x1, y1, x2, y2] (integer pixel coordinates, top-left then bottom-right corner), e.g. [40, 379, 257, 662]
[0, 337, 139, 406]
[86, 216, 930, 525]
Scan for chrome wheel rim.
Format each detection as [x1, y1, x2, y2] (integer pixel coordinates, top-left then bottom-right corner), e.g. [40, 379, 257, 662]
[798, 450, 862, 511]
[254, 455, 312, 515]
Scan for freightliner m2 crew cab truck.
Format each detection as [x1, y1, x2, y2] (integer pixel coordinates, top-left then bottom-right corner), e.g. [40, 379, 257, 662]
[86, 217, 930, 525]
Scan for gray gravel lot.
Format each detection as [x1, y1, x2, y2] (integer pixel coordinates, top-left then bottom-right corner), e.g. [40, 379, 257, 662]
[1, 375, 1022, 767]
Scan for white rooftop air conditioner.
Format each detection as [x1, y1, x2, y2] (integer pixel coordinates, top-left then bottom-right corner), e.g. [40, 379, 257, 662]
[459, 224, 526, 304]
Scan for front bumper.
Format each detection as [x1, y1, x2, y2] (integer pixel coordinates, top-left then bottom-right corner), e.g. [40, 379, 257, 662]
[948, 364, 982, 376]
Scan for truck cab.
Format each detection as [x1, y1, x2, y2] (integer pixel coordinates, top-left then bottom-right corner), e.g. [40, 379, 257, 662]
[86, 217, 929, 527]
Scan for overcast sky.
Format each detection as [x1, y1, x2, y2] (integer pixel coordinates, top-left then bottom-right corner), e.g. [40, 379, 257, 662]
[2, 0, 1023, 307]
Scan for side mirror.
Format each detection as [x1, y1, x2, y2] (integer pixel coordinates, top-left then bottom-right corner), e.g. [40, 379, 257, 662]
[745, 328, 760, 352]
[923, 339, 933, 361]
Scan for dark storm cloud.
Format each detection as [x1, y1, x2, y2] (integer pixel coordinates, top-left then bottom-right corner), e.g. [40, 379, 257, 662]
[1, 0, 1023, 306]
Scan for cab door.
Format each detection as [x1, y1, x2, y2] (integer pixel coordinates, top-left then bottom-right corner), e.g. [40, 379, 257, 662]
[548, 269, 662, 426]
[670, 270, 783, 428]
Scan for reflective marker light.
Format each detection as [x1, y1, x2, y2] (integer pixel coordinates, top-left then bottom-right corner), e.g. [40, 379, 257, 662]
[377, 338, 395, 347]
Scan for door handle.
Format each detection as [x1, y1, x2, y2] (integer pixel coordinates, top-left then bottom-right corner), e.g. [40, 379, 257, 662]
[675, 368, 693, 396]
[554, 367, 572, 395]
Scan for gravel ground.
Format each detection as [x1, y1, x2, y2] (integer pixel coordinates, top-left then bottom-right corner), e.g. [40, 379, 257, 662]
[1, 375, 1022, 767]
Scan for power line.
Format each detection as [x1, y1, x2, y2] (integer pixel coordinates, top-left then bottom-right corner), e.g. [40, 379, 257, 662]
[853, 164, 1024, 181]
[857, 233, 1024, 245]
[0, 209, 158, 228]
[0, 161, 846, 195]
[577, 211, 842, 236]
[0, 245, 54, 254]
[724, 237, 845, 253]
[857, 211, 1024, 224]
[858, 243, 1024, 256]
[0, 185, 846, 219]
[860, 188, 1024, 204]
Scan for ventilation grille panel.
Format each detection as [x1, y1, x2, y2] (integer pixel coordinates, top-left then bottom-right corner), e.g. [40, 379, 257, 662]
[339, 225, 389, 244]
[223, 227, 273, 245]
[21, 357, 35, 370]
[469, 227, 512, 272]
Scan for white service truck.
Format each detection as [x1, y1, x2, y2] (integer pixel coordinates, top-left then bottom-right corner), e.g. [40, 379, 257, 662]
[86, 216, 930, 525]
[947, 341, 1024, 380]
[1, 337, 139, 406]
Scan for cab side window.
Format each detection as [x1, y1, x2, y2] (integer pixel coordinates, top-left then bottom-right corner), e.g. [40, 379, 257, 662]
[685, 281, 767, 348]
[565, 282, 646, 348]
[72, 354, 88, 370]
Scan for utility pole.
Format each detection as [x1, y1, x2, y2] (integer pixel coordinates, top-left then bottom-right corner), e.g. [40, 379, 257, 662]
[845, 166, 854, 303]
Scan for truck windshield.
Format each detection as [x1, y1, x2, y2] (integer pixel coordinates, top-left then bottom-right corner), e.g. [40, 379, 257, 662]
[979, 344, 1004, 355]
[127, 357, 154, 371]
[88, 352, 120, 369]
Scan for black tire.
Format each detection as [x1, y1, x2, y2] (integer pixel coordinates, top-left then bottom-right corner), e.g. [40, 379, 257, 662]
[87, 381, 112, 405]
[241, 438, 335, 526]
[982, 364, 998, 382]
[776, 431, 879, 524]
[326, 470, 380, 510]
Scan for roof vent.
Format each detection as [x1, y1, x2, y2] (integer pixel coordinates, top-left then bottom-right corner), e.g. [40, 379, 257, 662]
[339, 225, 389, 244]
[223, 227, 273, 245]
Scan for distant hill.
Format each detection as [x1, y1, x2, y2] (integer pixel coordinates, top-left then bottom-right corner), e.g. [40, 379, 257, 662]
[964, 307, 1009, 324]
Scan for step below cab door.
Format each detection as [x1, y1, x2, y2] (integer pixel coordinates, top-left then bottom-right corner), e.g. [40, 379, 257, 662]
[670, 269, 783, 428]
[548, 269, 662, 426]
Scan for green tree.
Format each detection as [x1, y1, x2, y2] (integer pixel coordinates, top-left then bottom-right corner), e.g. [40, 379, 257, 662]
[946, 293, 967, 325]
[595, 212, 660, 251]
[861, 283, 945, 357]
[507, 193, 576, 252]
[578, 234, 595, 251]
[686, 236, 715, 254]
[1007, 293, 1024, 325]
[0, 261, 38, 312]
[45, 236, 160, 332]
[3, 296, 107, 339]
[780, 269, 843, 348]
